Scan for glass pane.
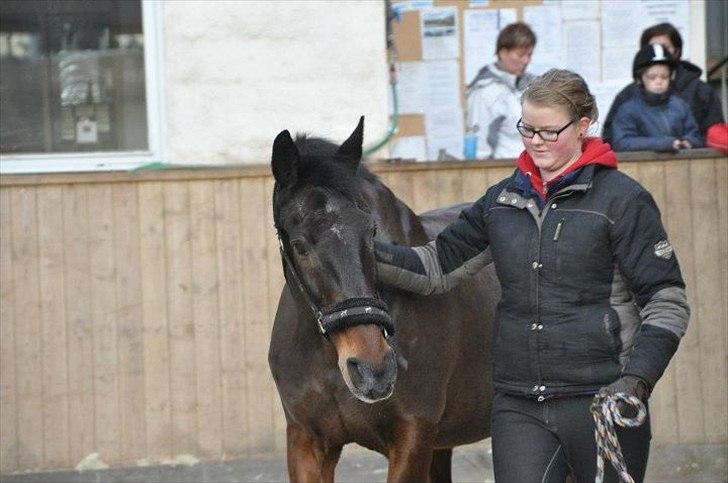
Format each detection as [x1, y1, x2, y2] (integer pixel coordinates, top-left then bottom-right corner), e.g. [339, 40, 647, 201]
[0, 0, 148, 154]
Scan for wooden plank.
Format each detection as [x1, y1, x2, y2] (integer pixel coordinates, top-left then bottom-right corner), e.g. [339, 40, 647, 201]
[11, 187, 43, 470]
[663, 161, 704, 443]
[163, 182, 198, 455]
[461, 166, 490, 202]
[0, 188, 18, 474]
[411, 170, 441, 214]
[36, 186, 70, 469]
[112, 183, 146, 463]
[434, 169, 464, 207]
[213, 179, 248, 458]
[380, 171, 415, 212]
[689, 160, 726, 444]
[86, 184, 121, 464]
[264, 176, 287, 454]
[63, 184, 95, 465]
[240, 177, 274, 456]
[714, 158, 728, 443]
[138, 182, 172, 461]
[189, 181, 223, 459]
[634, 163, 679, 443]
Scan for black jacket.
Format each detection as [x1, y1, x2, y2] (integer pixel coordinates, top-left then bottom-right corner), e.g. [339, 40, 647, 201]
[376, 164, 689, 398]
[603, 60, 724, 145]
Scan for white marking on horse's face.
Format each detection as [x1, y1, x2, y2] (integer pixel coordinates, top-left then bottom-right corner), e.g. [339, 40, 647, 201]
[330, 224, 344, 240]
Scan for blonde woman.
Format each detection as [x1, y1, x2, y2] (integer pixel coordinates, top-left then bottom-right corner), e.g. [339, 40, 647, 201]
[375, 69, 689, 482]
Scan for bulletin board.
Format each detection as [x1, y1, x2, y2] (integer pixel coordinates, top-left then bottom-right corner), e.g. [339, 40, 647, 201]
[387, 0, 693, 161]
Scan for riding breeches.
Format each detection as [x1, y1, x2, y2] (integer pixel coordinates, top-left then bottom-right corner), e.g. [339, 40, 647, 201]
[491, 392, 651, 483]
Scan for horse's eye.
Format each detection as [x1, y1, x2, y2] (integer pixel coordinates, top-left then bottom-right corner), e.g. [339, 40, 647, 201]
[291, 240, 309, 257]
[370, 225, 377, 238]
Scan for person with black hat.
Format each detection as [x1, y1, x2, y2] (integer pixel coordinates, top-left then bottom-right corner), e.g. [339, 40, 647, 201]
[602, 22, 724, 145]
[611, 43, 702, 152]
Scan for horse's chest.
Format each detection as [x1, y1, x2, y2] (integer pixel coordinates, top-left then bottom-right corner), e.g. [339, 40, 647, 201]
[286, 377, 391, 449]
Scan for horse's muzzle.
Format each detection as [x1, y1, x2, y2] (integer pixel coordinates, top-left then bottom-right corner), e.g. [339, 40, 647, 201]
[346, 349, 397, 402]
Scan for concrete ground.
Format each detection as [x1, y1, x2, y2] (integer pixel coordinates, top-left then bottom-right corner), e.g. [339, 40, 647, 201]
[1, 441, 725, 483]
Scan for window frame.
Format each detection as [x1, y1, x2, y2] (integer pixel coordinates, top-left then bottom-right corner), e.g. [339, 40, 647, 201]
[0, 0, 166, 174]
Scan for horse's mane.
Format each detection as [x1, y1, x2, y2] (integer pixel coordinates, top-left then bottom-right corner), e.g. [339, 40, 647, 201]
[293, 135, 380, 201]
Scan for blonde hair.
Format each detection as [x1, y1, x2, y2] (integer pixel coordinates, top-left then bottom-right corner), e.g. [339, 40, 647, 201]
[522, 69, 598, 122]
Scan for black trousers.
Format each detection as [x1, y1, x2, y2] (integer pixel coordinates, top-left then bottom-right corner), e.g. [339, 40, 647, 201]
[491, 392, 651, 483]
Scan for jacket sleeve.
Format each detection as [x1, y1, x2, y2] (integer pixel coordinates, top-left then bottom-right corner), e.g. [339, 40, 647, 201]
[610, 188, 690, 388]
[375, 197, 491, 295]
[466, 86, 501, 159]
[680, 101, 704, 148]
[696, 81, 725, 135]
[611, 103, 675, 152]
[601, 84, 636, 145]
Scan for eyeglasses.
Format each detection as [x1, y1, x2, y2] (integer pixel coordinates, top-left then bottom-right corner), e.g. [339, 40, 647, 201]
[516, 118, 575, 142]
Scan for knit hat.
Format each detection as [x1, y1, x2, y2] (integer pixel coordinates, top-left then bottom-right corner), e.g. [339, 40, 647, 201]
[632, 43, 676, 80]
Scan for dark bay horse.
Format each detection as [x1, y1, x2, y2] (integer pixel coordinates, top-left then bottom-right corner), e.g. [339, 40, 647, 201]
[268, 117, 500, 482]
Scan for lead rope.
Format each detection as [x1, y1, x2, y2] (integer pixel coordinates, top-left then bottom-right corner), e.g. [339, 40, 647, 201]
[590, 393, 647, 483]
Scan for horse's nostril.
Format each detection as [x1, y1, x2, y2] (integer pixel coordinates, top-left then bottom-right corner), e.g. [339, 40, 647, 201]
[346, 358, 366, 386]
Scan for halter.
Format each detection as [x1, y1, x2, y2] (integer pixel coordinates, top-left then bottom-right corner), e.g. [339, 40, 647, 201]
[275, 230, 395, 338]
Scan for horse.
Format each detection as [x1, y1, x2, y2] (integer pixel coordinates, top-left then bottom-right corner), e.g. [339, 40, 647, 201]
[268, 117, 500, 482]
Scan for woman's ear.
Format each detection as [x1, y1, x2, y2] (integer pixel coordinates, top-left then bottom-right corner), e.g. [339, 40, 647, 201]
[578, 116, 591, 138]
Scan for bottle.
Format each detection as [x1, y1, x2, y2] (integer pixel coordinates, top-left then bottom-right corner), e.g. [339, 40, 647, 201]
[463, 125, 478, 160]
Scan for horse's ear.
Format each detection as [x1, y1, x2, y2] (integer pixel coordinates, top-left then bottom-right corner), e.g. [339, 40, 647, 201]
[336, 116, 364, 167]
[271, 129, 299, 186]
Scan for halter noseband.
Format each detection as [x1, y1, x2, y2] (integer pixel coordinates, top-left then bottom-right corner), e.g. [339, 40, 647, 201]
[275, 230, 395, 338]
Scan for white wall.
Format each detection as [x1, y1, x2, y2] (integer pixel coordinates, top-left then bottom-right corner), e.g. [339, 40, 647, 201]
[162, 1, 389, 165]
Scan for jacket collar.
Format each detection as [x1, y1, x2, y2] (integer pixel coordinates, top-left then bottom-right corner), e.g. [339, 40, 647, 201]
[513, 137, 618, 201]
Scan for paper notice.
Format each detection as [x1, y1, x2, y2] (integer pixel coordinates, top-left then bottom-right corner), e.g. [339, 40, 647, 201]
[425, 107, 464, 161]
[564, 20, 601, 85]
[463, 9, 499, 85]
[424, 59, 461, 109]
[524, 5, 564, 75]
[421, 7, 459, 60]
[396, 62, 427, 114]
[390, 136, 427, 161]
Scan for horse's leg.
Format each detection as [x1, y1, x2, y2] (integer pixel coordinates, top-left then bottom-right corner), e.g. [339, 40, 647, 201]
[286, 424, 342, 482]
[429, 448, 453, 483]
[386, 419, 437, 483]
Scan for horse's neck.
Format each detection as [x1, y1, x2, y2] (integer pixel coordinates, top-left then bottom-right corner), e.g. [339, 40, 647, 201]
[364, 179, 429, 246]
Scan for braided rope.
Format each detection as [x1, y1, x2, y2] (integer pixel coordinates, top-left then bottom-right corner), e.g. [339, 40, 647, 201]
[590, 393, 647, 483]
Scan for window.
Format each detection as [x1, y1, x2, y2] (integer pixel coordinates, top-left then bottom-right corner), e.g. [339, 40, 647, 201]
[0, 0, 164, 173]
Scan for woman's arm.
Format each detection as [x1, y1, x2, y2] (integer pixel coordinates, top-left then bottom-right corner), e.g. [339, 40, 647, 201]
[611, 188, 690, 389]
[375, 196, 492, 295]
[612, 106, 675, 152]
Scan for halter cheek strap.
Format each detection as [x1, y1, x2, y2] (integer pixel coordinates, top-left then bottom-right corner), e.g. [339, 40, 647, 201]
[276, 231, 395, 338]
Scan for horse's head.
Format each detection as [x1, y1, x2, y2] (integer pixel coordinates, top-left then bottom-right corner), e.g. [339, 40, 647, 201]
[271, 117, 396, 403]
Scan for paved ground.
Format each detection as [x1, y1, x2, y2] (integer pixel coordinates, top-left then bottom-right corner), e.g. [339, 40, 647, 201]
[1, 441, 725, 483]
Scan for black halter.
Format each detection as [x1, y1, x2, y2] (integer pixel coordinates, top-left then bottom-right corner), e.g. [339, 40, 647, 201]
[275, 230, 395, 338]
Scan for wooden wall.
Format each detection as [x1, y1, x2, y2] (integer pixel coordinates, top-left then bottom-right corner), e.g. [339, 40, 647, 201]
[0, 154, 726, 473]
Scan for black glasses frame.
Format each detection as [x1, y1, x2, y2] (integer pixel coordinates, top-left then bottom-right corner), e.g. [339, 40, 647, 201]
[516, 118, 576, 142]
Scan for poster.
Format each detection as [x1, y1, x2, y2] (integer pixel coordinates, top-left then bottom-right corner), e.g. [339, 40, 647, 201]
[421, 7, 459, 60]
[564, 20, 601, 84]
[524, 5, 564, 75]
[463, 9, 499, 85]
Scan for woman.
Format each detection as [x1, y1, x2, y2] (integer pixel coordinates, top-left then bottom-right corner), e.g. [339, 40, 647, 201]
[375, 69, 690, 482]
[466, 22, 536, 160]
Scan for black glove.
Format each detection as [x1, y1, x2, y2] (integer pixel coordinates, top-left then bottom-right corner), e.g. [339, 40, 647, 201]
[599, 375, 651, 417]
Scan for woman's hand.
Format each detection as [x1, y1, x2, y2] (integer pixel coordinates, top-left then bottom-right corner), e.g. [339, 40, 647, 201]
[672, 139, 682, 151]
[679, 139, 692, 149]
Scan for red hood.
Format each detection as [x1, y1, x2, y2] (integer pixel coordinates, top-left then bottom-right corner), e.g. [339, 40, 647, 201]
[516, 137, 618, 199]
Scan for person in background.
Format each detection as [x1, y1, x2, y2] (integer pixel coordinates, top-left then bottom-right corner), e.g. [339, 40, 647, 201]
[466, 22, 536, 160]
[375, 69, 689, 482]
[611, 44, 703, 152]
[602, 22, 724, 145]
